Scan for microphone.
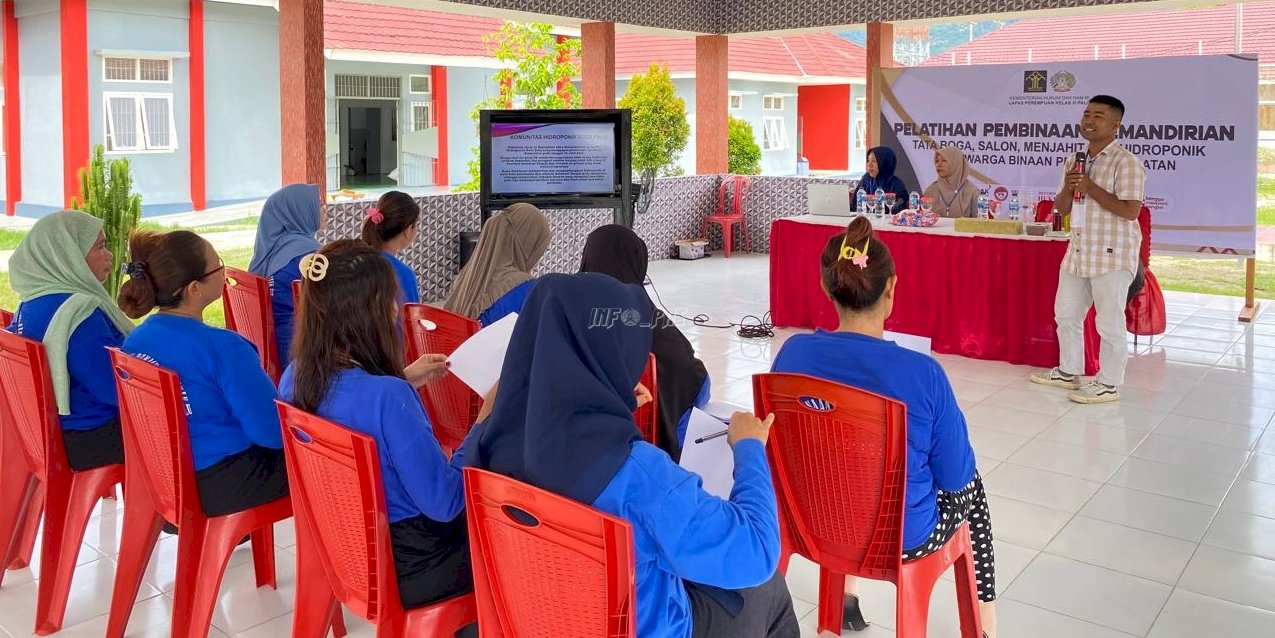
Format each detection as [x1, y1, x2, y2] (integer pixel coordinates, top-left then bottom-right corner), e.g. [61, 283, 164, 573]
[1072, 152, 1087, 202]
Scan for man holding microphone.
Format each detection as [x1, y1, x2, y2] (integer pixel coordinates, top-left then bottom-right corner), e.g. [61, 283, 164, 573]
[1031, 95, 1146, 404]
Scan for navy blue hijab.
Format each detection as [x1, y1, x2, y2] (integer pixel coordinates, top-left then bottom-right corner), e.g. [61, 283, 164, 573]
[462, 272, 654, 504]
[858, 146, 906, 195]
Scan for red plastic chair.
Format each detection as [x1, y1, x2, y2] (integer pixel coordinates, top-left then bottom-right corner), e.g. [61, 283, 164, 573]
[0, 308, 11, 328]
[222, 266, 282, 384]
[0, 331, 125, 634]
[633, 354, 659, 447]
[755, 373, 983, 638]
[0, 306, 42, 580]
[293, 279, 303, 309]
[701, 175, 752, 257]
[105, 349, 295, 638]
[402, 304, 483, 453]
[463, 467, 637, 638]
[1034, 199, 1054, 223]
[279, 402, 477, 638]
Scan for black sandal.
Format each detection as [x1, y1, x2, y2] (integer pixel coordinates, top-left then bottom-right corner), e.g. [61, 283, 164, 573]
[842, 594, 869, 631]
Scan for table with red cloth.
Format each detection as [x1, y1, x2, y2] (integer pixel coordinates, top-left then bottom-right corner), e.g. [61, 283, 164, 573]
[769, 215, 1100, 375]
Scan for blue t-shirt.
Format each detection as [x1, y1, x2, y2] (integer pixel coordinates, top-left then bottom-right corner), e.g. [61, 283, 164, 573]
[771, 330, 976, 550]
[268, 254, 305, 365]
[384, 253, 421, 305]
[478, 279, 535, 327]
[122, 314, 282, 471]
[279, 366, 465, 524]
[10, 294, 124, 431]
[591, 439, 780, 638]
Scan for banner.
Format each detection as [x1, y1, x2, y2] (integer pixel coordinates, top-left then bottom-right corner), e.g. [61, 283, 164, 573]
[879, 55, 1258, 257]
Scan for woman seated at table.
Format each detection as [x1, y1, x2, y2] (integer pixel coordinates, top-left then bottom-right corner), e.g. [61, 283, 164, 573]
[923, 146, 977, 218]
[281, 240, 473, 617]
[361, 190, 422, 304]
[443, 203, 550, 326]
[248, 183, 323, 363]
[463, 273, 799, 638]
[579, 224, 711, 460]
[848, 146, 913, 215]
[8, 211, 133, 471]
[770, 216, 998, 637]
[119, 230, 289, 516]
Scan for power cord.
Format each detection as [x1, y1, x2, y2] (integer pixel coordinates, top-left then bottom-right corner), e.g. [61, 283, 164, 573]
[645, 276, 774, 339]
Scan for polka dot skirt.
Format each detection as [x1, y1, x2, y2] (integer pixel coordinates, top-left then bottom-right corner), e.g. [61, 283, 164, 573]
[901, 474, 996, 602]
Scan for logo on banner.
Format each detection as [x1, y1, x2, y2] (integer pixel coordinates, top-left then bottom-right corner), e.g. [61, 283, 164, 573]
[1023, 70, 1048, 93]
[1050, 71, 1077, 93]
[992, 186, 1011, 202]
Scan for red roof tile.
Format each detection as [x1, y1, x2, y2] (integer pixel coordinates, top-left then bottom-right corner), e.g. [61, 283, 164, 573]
[922, 3, 1275, 71]
[325, 1, 502, 58]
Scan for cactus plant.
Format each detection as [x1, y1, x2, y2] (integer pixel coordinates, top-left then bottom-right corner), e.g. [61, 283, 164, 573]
[70, 144, 143, 297]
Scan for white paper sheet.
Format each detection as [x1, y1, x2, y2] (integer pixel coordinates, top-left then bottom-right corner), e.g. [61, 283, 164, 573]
[679, 407, 735, 499]
[883, 330, 931, 355]
[447, 312, 518, 398]
[703, 401, 747, 422]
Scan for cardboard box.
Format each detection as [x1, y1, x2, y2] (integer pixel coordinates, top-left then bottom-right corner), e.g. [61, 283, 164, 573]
[675, 239, 709, 260]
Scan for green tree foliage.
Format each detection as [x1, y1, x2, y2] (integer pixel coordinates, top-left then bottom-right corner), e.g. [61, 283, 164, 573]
[454, 22, 582, 192]
[727, 117, 762, 175]
[70, 144, 142, 297]
[619, 63, 689, 178]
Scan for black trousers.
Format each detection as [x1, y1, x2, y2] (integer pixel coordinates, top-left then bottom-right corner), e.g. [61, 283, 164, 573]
[194, 446, 290, 517]
[62, 419, 125, 471]
[689, 571, 800, 638]
[388, 513, 474, 610]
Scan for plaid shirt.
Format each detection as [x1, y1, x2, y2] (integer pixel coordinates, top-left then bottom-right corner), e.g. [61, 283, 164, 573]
[1058, 142, 1146, 278]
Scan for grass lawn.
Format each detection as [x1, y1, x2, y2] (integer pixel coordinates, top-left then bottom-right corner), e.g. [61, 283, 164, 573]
[0, 228, 25, 251]
[1151, 254, 1275, 300]
[0, 246, 254, 330]
[1260, 175, 1275, 200]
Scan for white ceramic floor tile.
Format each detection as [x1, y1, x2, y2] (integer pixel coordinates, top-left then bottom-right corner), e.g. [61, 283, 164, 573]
[983, 386, 1076, 419]
[1153, 413, 1266, 450]
[983, 463, 1102, 513]
[1038, 418, 1152, 454]
[1203, 509, 1275, 562]
[1241, 452, 1275, 485]
[1107, 457, 1238, 507]
[1080, 484, 1219, 542]
[948, 377, 1007, 405]
[1058, 403, 1169, 431]
[1171, 386, 1275, 427]
[984, 495, 1073, 550]
[966, 426, 1033, 461]
[1155, 335, 1236, 354]
[962, 404, 1059, 437]
[0, 558, 163, 636]
[207, 549, 299, 635]
[1005, 439, 1128, 483]
[1044, 516, 1196, 585]
[1178, 545, 1275, 614]
[49, 595, 231, 638]
[1147, 589, 1275, 638]
[1003, 553, 1172, 636]
[995, 599, 1138, 638]
[1220, 478, 1275, 520]
[1131, 433, 1252, 476]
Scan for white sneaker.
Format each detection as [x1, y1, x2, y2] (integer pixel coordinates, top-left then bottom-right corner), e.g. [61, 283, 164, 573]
[1029, 367, 1081, 390]
[1069, 381, 1120, 404]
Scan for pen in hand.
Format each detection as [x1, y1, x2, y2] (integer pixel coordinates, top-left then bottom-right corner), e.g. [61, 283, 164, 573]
[694, 429, 729, 444]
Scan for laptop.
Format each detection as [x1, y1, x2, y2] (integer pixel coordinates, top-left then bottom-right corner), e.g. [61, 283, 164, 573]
[807, 183, 852, 217]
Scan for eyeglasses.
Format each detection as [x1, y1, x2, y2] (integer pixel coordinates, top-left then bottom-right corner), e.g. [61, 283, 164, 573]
[198, 258, 225, 281]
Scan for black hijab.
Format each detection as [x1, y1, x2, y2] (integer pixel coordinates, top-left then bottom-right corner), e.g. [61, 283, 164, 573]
[461, 273, 653, 504]
[580, 225, 710, 461]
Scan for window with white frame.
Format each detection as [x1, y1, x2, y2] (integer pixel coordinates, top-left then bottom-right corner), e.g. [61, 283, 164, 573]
[763, 116, 788, 151]
[103, 57, 171, 83]
[763, 95, 785, 111]
[729, 94, 743, 110]
[853, 120, 866, 150]
[411, 101, 433, 131]
[104, 93, 177, 152]
[409, 75, 431, 94]
[854, 98, 866, 114]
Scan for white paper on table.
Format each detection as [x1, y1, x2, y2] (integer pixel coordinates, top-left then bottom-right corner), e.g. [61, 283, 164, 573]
[447, 312, 518, 398]
[702, 401, 747, 422]
[679, 407, 735, 499]
[883, 330, 931, 355]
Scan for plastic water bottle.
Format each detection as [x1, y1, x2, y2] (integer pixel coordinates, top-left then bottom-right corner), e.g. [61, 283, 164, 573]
[856, 188, 867, 214]
[977, 189, 990, 220]
[874, 187, 886, 217]
[1008, 190, 1022, 221]
[909, 191, 921, 211]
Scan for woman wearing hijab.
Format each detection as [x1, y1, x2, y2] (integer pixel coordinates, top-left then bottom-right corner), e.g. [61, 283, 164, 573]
[463, 273, 799, 638]
[442, 203, 549, 326]
[580, 225, 710, 461]
[923, 146, 978, 218]
[849, 146, 913, 215]
[248, 183, 323, 363]
[7, 211, 134, 470]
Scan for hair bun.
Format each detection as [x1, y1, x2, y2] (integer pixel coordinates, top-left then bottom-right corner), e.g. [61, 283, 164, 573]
[844, 215, 875, 246]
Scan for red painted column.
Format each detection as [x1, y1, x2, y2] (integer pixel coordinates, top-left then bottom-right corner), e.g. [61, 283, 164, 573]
[61, 0, 89, 207]
[581, 22, 615, 109]
[695, 34, 728, 174]
[278, 0, 325, 193]
[189, 0, 206, 210]
[431, 66, 448, 186]
[3, 0, 21, 215]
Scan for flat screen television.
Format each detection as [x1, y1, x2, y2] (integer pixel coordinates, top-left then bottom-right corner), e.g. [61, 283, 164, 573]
[479, 109, 633, 221]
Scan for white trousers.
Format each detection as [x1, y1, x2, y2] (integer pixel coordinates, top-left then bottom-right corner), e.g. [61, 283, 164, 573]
[1055, 268, 1134, 387]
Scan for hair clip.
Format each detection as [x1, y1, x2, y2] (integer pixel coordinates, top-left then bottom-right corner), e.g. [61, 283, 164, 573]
[299, 253, 330, 282]
[367, 207, 384, 225]
[838, 236, 871, 269]
[121, 261, 148, 278]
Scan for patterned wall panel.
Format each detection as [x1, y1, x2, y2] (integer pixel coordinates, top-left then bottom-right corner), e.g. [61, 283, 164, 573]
[320, 175, 855, 302]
